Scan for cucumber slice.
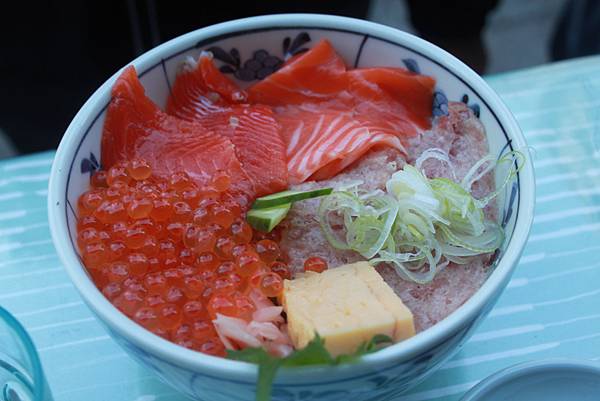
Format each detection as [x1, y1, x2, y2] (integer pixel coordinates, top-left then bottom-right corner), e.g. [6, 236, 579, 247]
[252, 188, 333, 209]
[247, 203, 291, 232]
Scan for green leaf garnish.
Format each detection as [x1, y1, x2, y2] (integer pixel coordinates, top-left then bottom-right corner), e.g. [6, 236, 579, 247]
[227, 333, 393, 401]
[226, 346, 282, 401]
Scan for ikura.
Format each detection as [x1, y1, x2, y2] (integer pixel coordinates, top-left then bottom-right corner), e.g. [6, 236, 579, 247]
[75, 161, 289, 357]
[255, 240, 280, 264]
[304, 256, 328, 273]
[259, 273, 284, 297]
[270, 261, 291, 280]
[126, 159, 152, 180]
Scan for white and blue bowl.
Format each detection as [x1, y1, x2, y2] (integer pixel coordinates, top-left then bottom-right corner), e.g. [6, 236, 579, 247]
[48, 14, 535, 401]
[460, 359, 600, 401]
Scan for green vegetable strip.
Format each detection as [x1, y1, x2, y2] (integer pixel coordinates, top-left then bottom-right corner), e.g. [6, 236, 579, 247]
[252, 187, 334, 209]
[227, 334, 392, 401]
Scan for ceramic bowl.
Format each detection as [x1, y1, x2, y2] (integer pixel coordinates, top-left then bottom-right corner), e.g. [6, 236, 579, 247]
[459, 359, 600, 401]
[48, 14, 535, 401]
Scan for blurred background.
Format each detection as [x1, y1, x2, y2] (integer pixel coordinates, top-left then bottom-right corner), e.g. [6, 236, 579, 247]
[0, 0, 597, 159]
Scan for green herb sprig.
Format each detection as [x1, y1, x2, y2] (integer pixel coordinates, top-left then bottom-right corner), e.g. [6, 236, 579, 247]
[227, 334, 392, 401]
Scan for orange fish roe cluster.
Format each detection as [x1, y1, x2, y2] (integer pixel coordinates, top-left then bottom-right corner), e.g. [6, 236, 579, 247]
[76, 159, 289, 357]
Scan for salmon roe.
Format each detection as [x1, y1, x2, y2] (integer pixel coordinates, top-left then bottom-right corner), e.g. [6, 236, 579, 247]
[75, 161, 291, 358]
[304, 256, 328, 273]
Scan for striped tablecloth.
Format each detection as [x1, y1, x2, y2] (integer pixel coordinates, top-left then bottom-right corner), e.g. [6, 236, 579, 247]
[1, 55, 600, 401]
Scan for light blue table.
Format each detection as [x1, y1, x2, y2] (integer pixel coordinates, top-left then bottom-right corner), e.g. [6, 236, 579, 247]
[1, 55, 600, 401]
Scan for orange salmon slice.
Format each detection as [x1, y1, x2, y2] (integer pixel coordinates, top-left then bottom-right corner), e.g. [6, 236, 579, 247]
[102, 66, 255, 205]
[246, 39, 434, 183]
[347, 67, 435, 131]
[166, 55, 289, 196]
[278, 106, 406, 184]
[196, 105, 288, 196]
[247, 39, 348, 106]
[166, 54, 247, 120]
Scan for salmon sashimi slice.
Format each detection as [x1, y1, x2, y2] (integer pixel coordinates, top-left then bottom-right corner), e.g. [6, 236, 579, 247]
[278, 106, 405, 183]
[102, 66, 256, 204]
[247, 39, 348, 106]
[245, 40, 434, 183]
[165, 56, 289, 196]
[166, 53, 247, 120]
[195, 105, 288, 196]
[134, 130, 254, 195]
[347, 68, 435, 132]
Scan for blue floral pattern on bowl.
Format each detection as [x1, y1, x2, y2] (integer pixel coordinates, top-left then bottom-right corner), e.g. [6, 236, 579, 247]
[432, 90, 449, 117]
[462, 94, 481, 118]
[206, 32, 311, 81]
[80, 152, 100, 176]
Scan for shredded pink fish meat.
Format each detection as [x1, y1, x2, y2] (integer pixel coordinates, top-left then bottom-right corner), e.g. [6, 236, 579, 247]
[252, 306, 284, 323]
[212, 314, 261, 348]
[247, 321, 285, 342]
[249, 288, 276, 309]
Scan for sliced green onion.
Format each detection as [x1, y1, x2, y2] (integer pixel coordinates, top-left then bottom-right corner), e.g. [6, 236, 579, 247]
[318, 148, 524, 284]
[443, 254, 471, 265]
[318, 192, 362, 251]
[430, 178, 485, 236]
[415, 148, 457, 181]
[347, 215, 383, 255]
[318, 192, 398, 258]
[357, 195, 398, 258]
[373, 242, 444, 285]
[437, 221, 504, 254]
[461, 155, 496, 192]
[473, 151, 525, 208]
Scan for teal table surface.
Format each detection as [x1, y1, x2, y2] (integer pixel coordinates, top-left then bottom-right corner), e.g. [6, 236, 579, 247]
[2, 55, 600, 401]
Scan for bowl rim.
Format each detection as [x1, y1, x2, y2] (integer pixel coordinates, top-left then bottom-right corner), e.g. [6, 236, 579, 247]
[48, 13, 535, 381]
[459, 358, 600, 401]
[0, 306, 51, 401]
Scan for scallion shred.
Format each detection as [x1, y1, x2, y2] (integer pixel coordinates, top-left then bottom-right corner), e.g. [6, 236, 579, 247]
[318, 149, 524, 283]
